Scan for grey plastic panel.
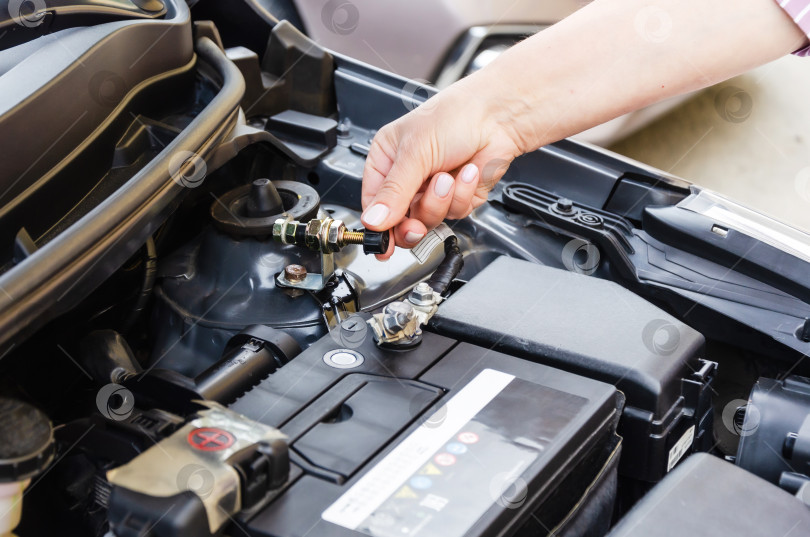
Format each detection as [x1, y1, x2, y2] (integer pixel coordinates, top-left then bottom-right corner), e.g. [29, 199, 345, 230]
[608, 454, 810, 536]
[0, 1, 192, 201]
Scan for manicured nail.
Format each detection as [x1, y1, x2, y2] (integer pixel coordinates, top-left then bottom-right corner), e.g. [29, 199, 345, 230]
[362, 204, 389, 227]
[460, 164, 478, 184]
[434, 173, 454, 197]
[404, 231, 425, 244]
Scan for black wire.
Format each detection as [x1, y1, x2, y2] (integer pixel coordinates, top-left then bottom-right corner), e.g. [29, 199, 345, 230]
[426, 236, 464, 296]
[122, 237, 157, 334]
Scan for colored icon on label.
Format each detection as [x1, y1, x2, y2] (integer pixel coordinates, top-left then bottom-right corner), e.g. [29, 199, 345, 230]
[410, 476, 433, 490]
[187, 427, 235, 451]
[458, 431, 479, 444]
[434, 453, 457, 466]
[419, 463, 443, 476]
[445, 442, 468, 455]
[395, 485, 419, 499]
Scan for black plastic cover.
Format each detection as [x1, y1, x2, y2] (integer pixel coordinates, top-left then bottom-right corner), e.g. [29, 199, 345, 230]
[431, 256, 711, 481]
[108, 488, 213, 537]
[607, 453, 810, 536]
[736, 376, 810, 484]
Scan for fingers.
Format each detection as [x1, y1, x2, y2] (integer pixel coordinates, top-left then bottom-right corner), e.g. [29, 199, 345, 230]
[409, 172, 456, 230]
[361, 144, 425, 231]
[375, 218, 427, 261]
[374, 228, 397, 261]
[395, 218, 428, 248]
[446, 164, 478, 219]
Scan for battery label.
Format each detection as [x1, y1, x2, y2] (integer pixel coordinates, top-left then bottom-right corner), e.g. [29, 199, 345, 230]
[322, 369, 587, 537]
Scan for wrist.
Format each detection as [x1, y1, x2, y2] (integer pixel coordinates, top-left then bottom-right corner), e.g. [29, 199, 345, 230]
[461, 55, 558, 154]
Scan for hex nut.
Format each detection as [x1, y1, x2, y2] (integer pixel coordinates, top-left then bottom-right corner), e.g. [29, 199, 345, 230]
[284, 264, 307, 283]
[409, 282, 436, 306]
[326, 219, 344, 253]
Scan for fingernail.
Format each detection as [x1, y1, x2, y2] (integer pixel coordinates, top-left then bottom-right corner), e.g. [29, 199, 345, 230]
[362, 204, 389, 227]
[434, 173, 454, 197]
[461, 164, 478, 184]
[404, 231, 425, 244]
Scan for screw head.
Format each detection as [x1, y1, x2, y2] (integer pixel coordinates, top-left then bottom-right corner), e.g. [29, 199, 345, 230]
[284, 264, 307, 283]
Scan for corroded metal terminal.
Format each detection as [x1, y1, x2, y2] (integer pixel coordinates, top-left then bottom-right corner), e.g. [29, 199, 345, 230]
[367, 282, 442, 346]
[272, 216, 389, 255]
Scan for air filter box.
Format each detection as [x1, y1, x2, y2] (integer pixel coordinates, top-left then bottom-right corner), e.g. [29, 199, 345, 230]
[431, 256, 716, 481]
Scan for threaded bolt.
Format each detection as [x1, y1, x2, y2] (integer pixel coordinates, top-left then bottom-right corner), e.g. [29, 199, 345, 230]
[342, 230, 365, 245]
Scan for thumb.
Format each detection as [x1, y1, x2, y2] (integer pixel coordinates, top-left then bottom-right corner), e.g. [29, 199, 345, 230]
[361, 154, 427, 231]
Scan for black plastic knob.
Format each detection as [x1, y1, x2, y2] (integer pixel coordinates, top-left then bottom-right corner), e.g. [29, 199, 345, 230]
[363, 230, 390, 255]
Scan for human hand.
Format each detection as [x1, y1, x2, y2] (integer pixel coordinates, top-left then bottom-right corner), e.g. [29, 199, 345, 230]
[360, 74, 525, 259]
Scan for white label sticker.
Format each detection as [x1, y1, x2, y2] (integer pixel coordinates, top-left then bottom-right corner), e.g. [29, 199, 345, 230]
[410, 223, 455, 264]
[667, 425, 695, 472]
[321, 368, 515, 530]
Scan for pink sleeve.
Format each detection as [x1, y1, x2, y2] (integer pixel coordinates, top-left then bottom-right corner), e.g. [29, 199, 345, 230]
[777, 0, 810, 56]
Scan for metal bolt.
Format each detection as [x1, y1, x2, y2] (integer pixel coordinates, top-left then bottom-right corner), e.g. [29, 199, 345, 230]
[383, 301, 415, 333]
[409, 282, 436, 306]
[337, 119, 352, 137]
[342, 230, 365, 244]
[554, 198, 574, 214]
[284, 264, 307, 283]
[272, 217, 389, 255]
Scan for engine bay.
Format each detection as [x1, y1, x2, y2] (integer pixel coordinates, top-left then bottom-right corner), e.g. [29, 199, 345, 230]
[1, 2, 810, 536]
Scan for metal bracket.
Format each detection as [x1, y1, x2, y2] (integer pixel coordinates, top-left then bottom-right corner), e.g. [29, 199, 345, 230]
[275, 251, 335, 292]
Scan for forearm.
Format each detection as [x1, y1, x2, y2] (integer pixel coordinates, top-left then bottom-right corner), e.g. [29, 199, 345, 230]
[469, 0, 808, 152]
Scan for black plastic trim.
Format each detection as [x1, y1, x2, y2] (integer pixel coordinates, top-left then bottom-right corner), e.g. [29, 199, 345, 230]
[0, 37, 245, 353]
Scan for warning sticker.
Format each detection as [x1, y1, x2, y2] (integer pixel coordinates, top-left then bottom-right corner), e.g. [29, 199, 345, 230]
[410, 223, 455, 264]
[322, 369, 515, 530]
[419, 463, 442, 476]
[321, 370, 587, 537]
[667, 425, 695, 472]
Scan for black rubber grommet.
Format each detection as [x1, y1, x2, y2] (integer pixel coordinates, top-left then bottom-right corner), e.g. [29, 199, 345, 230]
[211, 180, 320, 236]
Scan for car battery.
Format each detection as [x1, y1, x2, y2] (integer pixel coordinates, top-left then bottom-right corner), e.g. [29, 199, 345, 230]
[229, 329, 623, 537]
[431, 256, 716, 482]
